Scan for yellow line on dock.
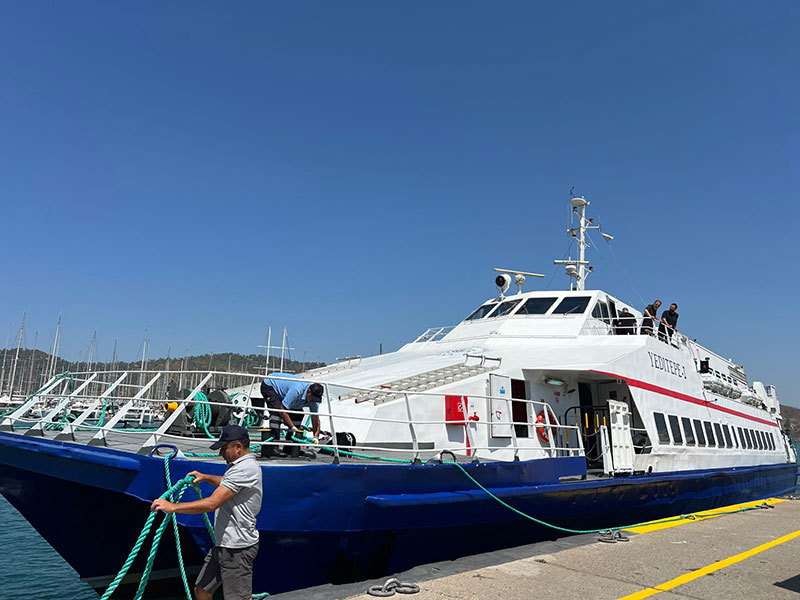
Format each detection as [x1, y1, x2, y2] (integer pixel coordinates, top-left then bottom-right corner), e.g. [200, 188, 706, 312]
[624, 497, 786, 533]
[618, 527, 800, 600]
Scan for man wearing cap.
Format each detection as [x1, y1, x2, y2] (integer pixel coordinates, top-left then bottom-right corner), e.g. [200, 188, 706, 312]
[260, 373, 323, 456]
[151, 425, 262, 600]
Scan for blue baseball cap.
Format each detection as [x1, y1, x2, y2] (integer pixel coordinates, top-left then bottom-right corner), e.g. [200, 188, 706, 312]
[210, 425, 250, 450]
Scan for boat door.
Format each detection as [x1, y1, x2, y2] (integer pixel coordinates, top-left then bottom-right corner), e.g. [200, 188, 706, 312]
[578, 382, 601, 461]
[489, 374, 513, 438]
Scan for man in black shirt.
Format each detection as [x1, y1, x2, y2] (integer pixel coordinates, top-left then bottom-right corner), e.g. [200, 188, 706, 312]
[614, 308, 637, 335]
[658, 303, 679, 342]
[640, 300, 661, 336]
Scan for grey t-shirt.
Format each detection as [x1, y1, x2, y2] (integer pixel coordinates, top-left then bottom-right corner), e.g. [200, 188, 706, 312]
[215, 453, 262, 548]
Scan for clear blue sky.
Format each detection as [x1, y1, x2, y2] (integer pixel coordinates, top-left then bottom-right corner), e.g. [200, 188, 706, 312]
[1, 3, 798, 405]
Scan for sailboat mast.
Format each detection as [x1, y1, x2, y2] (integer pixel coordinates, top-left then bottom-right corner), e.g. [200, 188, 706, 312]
[8, 312, 25, 401]
[280, 327, 287, 373]
[0, 322, 10, 397]
[265, 326, 272, 375]
[26, 331, 38, 394]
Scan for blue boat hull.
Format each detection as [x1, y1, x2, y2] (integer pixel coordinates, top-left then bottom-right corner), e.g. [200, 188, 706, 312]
[0, 433, 796, 596]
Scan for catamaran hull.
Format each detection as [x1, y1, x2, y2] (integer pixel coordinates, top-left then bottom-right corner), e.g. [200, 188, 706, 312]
[0, 433, 795, 596]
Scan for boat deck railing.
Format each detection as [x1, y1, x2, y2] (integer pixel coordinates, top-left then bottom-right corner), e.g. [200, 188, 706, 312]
[0, 370, 585, 464]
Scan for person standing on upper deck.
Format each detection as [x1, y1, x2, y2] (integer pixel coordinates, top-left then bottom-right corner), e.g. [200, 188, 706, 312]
[260, 373, 323, 455]
[658, 303, 680, 342]
[640, 300, 662, 336]
[615, 308, 637, 335]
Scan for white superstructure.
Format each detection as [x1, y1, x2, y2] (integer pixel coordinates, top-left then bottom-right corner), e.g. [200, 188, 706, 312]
[293, 195, 796, 474]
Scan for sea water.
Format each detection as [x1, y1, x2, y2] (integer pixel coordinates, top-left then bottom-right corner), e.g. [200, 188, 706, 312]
[1, 444, 798, 599]
[0, 494, 97, 600]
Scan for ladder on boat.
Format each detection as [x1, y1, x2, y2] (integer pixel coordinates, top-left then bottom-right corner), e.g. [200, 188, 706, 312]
[341, 355, 501, 405]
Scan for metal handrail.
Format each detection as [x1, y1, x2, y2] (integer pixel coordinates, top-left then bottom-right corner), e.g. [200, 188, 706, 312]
[5, 369, 586, 461]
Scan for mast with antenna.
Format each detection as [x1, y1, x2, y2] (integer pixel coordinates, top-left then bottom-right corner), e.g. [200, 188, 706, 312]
[554, 192, 613, 291]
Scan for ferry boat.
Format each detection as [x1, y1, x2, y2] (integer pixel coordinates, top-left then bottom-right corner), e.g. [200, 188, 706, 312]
[0, 195, 796, 597]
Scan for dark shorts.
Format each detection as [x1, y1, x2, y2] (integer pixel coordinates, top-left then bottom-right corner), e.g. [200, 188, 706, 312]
[196, 543, 259, 600]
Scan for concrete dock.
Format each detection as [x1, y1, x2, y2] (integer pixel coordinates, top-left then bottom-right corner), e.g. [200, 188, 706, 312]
[279, 497, 800, 600]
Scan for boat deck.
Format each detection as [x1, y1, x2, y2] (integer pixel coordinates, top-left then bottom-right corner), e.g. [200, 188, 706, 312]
[58, 428, 459, 466]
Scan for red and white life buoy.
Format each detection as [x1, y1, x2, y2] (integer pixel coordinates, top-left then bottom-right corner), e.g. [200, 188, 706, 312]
[536, 409, 557, 444]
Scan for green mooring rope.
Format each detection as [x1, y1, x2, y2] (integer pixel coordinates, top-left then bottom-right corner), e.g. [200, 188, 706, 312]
[445, 460, 773, 534]
[100, 454, 269, 599]
[291, 433, 415, 464]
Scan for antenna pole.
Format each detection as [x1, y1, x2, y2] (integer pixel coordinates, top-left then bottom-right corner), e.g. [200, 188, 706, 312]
[577, 201, 587, 290]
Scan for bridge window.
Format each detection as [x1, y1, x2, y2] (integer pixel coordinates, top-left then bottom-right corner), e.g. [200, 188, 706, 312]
[713, 424, 724, 449]
[693, 419, 706, 446]
[668, 415, 683, 444]
[681, 417, 695, 446]
[591, 301, 610, 323]
[490, 298, 522, 318]
[704, 421, 716, 447]
[465, 301, 499, 321]
[722, 424, 733, 448]
[552, 296, 592, 315]
[653, 412, 670, 444]
[516, 297, 558, 315]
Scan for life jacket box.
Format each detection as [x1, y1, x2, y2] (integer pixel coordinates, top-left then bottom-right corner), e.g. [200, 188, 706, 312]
[445, 395, 466, 424]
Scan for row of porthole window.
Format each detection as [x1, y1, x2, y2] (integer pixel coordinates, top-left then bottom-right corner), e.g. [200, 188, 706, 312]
[653, 412, 776, 451]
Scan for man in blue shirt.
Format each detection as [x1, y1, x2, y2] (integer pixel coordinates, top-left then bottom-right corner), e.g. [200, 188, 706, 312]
[260, 373, 323, 456]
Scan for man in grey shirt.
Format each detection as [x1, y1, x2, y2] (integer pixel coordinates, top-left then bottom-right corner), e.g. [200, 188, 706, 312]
[151, 425, 263, 600]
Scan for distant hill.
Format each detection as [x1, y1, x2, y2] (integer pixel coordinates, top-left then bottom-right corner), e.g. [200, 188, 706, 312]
[0, 348, 326, 393]
[781, 404, 800, 439]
